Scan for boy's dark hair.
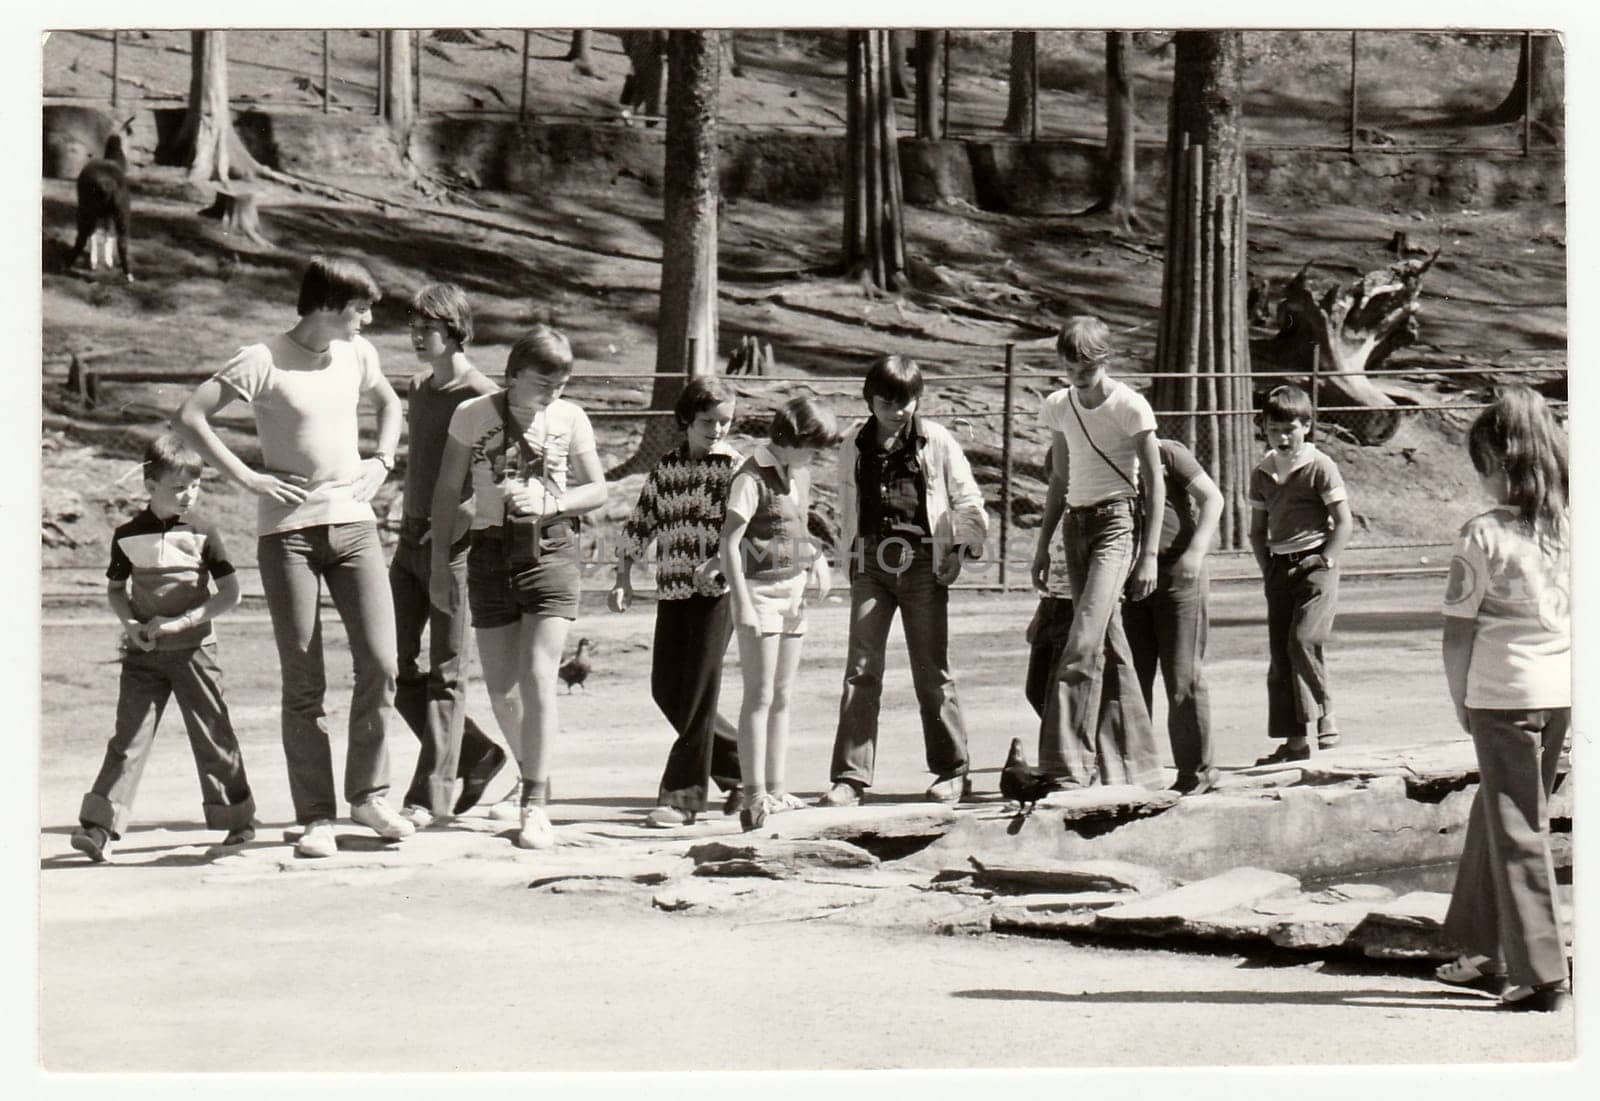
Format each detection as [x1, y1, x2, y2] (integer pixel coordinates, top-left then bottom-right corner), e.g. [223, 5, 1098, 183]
[863, 354, 924, 405]
[505, 324, 574, 381]
[674, 376, 736, 428]
[770, 396, 842, 450]
[1056, 316, 1113, 363]
[1262, 384, 1315, 425]
[297, 255, 382, 316]
[409, 282, 473, 347]
[143, 434, 204, 483]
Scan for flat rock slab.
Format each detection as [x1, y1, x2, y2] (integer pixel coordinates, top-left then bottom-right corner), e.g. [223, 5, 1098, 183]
[1036, 784, 1181, 821]
[963, 855, 1176, 896]
[686, 838, 879, 879]
[991, 906, 1102, 933]
[795, 804, 959, 842]
[1098, 867, 1301, 925]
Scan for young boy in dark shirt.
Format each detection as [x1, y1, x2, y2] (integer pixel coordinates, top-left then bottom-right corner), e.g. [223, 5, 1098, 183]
[71, 436, 256, 861]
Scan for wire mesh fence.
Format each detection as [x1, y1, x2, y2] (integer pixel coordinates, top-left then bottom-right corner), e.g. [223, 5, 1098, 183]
[42, 28, 1563, 154]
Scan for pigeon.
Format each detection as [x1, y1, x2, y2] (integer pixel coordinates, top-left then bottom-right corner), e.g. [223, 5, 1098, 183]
[558, 638, 592, 693]
[999, 737, 1063, 812]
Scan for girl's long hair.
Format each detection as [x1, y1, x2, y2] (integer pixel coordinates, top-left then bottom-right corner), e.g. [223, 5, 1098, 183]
[1467, 384, 1569, 551]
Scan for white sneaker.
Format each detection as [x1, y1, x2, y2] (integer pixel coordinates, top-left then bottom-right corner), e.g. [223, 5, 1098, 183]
[295, 819, 338, 858]
[487, 796, 522, 822]
[351, 797, 416, 841]
[399, 804, 436, 830]
[516, 803, 556, 850]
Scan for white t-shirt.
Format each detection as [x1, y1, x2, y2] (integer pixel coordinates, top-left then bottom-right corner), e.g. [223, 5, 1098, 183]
[1441, 506, 1571, 710]
[447, 394, 597, 529]
[1040, 381, 1156, 508]
[214, 333, 386, 536]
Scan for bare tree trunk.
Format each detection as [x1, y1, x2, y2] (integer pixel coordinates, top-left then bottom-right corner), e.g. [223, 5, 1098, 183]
[1484, 34, 1560, 130]
[175, 31, 262, 183]
[1102, 32, 1140, 228]
[844, 30, 906, 292]
[1003, 32, 1037, 136]
[381, 30, 415, 138]
[914, 30, 945, 138]
[566, 30, 597, 77]
[614, 30, 721, 477]
[1152, 31, 1250, 548]
[888, 30, 910, 98]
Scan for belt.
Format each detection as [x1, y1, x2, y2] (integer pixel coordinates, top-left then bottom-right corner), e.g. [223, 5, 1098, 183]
[1068, 495, 1135, 515]
[1271, 542, 1327, 560]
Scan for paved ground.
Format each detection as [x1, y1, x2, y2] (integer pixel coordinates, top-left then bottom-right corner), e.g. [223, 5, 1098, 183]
[28, 575, 1587, 1078]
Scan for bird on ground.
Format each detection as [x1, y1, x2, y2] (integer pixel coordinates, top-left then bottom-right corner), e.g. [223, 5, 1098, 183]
[558, 638, 592, 693]
[999, 737, 1064, 813]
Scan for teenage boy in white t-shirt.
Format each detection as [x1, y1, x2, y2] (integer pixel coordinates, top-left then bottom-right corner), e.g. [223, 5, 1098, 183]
[1029, 316, 1165, 789]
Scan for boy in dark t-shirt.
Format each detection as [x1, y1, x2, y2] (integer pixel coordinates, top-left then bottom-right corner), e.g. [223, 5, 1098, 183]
[71, 436, 256, 862]
[1119, 438, 1223, 794]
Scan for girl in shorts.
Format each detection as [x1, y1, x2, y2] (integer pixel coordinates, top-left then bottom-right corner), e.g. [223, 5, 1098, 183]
[719, 397, 841, 831]
[430, 326, 608, 849]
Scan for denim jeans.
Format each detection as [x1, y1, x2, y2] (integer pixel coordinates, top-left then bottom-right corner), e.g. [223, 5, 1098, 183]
[258, 521, 398, 824]
[390, 526, 501, 816]
[1121, 560, 1213, 777]
[830, 540, 969, 788]
[1444, 707, 1570, 988]
[1039, 498, 1162, 788]
[1264, 549, 1339, 739]
[79, 644, 255, 838]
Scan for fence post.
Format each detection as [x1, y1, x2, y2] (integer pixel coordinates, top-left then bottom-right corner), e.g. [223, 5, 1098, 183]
[1348, 31, 1358, 154]
[414, 28, 422, 116]
[1522, 31, 1533, 156]
[1309, 342, 1321, 440]
[376, 32, 385, 116]
[1001, 342, 1016, 591]
[110, 30, 119, 109]
[1029, 33, 1040, 144]
[520, 30, 531, 120]
[941, 31, 950, 137]
[322, 31, 331, 113]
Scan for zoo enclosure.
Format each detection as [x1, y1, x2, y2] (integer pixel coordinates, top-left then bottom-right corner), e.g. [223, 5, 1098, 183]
[42, 28, 1563, 155]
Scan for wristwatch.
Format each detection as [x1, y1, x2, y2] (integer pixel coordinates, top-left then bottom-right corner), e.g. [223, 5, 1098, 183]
[372, 451, 395, 472]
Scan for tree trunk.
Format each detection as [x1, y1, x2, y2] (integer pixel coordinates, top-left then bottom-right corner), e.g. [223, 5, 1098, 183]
[843, 30, 907, 292]
[888, 30, 910, 98]
[381, 30, 415, 137]
[613, 30, 721, 478]
[1483, 34, 1560, 131]
[1152, 31, 1251, 548]
[914, 31, 945, 138]
[1003, 32, 1037, 136]
[175, 31, 262, 184]
[199, 189, 271, 246]
[566, 30, 598, 78]
[1102, 32, 1139, 228]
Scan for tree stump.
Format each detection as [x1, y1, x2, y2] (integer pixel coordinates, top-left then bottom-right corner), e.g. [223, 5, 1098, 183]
[1280, 252, 1439, 445]
[200, 189, 271, 247]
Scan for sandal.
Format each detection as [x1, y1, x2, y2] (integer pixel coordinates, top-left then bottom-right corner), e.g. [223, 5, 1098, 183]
[1436, 955, 1506, 995]
[1254, 744, 1311, 766]
[1317, 732, 1342, 750]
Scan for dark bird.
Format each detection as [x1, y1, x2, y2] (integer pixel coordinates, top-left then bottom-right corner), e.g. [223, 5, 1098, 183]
[558, 638, 593, 693]
[999, 738, 1063, 812]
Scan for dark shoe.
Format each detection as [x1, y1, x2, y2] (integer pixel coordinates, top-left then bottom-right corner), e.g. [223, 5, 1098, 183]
[1172, 767, 1221, 796]
[819, 781, 863, 808]
[454, 743, 509, 815]
[925, 774, 971, 805]
[1436, 955, 1507, 996]
[220, 826, 256, 846]
[1499, 983, 1572, 1012]
[722, 788, 742, 817]
[71, 825, 112, 863]
[1254, 744, 1311, 766]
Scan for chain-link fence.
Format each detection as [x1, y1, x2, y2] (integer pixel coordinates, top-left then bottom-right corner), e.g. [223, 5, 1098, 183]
[43, 28, 1563, 153]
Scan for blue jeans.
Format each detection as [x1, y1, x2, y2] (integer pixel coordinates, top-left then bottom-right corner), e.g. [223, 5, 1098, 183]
[1039, 498, 1162, 788]
[390, 525, 500, 816]
[830, 540, 969, 788]
[1264, 548, 1339, 739]
[1121, 560, 1213, 778]
[258, 521, 398, 824]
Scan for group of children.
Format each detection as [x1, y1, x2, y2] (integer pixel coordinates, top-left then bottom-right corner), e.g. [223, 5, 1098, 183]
[66, 260, 1573, 1011]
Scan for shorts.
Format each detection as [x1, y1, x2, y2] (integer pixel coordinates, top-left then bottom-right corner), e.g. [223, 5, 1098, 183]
[467, 523, 581, 628]
[745, 573, 807, 636]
